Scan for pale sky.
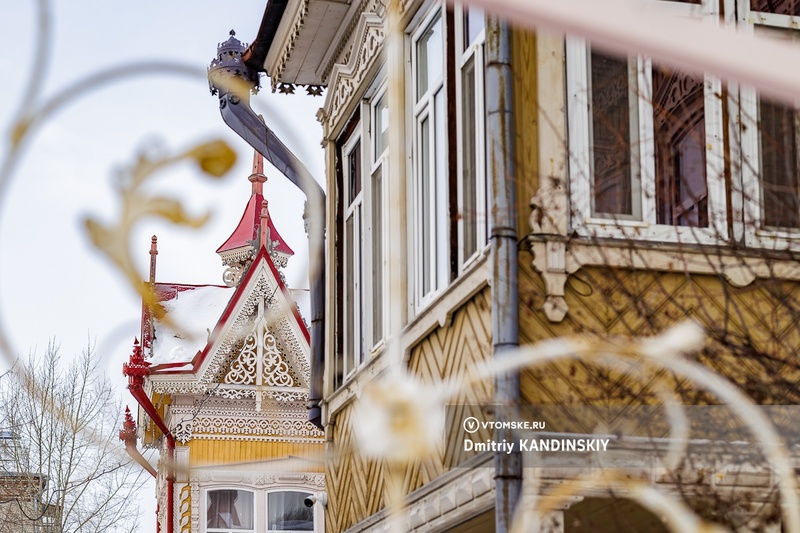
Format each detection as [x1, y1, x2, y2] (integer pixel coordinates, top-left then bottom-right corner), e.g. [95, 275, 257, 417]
[0, 1, 325, 527]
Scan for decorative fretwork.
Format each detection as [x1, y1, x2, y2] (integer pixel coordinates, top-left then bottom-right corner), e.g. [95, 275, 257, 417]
[223, 296, 299, 409]
[150, 265, 311, 396]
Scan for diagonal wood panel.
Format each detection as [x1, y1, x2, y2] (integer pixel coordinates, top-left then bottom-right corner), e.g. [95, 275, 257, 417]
[326, 288, 492, 532]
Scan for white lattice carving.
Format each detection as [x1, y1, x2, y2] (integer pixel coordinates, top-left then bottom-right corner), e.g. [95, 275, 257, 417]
[191, 415, 322, 441]
[322, 13, 386, 129]
[225, 333, 258, 384]
[150, 262, 311, 396]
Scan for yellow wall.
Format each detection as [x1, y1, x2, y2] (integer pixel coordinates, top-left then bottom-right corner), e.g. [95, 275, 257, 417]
[188, 439, 325, 469]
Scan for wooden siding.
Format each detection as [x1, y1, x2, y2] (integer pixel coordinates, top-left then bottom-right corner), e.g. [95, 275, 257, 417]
[188, 440, 324, 469]
[518, 258, 800, 408]
[513, 28, 539, 238]
[325, 288, 493, 533]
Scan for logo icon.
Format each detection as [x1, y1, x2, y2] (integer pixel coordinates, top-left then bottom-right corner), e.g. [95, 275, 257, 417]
[463, 417, 480, 434]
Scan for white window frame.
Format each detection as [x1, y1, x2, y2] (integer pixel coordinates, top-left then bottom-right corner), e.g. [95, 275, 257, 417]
[410, 5, 449, 312]
[336, 78, 391, 388]
[566, 0, 727, 243]
[202, 485, 322, 533]
[455, 3, 488, 271]
[205, 487, 256, 533]
[737, 0, 800, 248]
[367, 83, 389, 353]
[342, 127, 364, 381]
[265, 490, 315, 533]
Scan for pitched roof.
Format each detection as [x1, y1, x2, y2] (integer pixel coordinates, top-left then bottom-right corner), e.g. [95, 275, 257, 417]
[149, 245, 310, 375]
[216, 150, 294, 256]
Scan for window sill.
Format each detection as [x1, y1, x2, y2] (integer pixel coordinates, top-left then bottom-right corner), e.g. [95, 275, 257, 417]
[527, 234, 800, 323]
[576, 219, 728, 245]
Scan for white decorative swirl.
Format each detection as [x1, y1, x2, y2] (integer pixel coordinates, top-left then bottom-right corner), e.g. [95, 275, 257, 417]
[225, 334, 258, 384]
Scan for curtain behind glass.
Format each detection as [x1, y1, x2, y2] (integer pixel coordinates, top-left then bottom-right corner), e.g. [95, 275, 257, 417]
[207, 490, 254, 530]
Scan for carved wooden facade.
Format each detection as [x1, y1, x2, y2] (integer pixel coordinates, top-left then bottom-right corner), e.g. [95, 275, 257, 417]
[125, 153, 325, 533]
[243, 0, 800, 531]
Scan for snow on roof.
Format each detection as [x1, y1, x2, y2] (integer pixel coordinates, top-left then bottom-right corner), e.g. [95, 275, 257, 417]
[150, 285, 234, 365]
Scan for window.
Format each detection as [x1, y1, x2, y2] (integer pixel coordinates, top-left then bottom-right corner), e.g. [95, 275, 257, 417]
[738, 1, 800, 245]
[267, 492, 314, 532]
[412, 7, 449, 310]
[204, 488, 317, 533]
[369, 88, 388, 349]
[341, 122, 364, 381]
[334, 81, 389, 388]
[566, 0, 726, 242]
[207, 489, 255, 533]
[455, 4, 488, 270]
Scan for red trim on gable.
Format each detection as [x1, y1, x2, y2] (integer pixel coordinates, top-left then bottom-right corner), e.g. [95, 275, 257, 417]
[149, 246, 310, 376]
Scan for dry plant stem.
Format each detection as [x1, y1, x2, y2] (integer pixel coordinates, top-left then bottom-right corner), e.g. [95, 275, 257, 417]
[457, 0, 800, 105]
[600, 355, 691, 471]
[515, 472, 727, 533]
[0, 61, 205, 373]
[458, 330, 800, 533]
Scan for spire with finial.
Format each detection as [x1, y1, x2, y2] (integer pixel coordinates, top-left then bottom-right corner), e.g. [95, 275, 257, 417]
[249, 151, 267, 195]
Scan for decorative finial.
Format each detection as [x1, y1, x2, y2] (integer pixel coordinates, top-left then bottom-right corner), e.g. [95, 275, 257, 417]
[229, 29, 236, 36]
[249, 150, 267, 195]
[149, 236, 158, 285]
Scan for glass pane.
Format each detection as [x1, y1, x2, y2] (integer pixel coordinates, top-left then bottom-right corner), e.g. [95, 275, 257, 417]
[267, 492, 314, 531]
[207, 490, 254, 530]
[464, 6, 485, 49]
[345, 216, 355, 375]
[374, 93, 389, 160]
[590, 52, 635, 216]
[416, 15, 443, 100]
[461, 56, 478, 259]
[750, 0, 800, 15]
[760, 98, 800, 228]
[348, 140, 361, 204]
[653, 66, 708, 227]
[434, 88, 447, 288]
[420, 115, 431, 296]
[371, 167, 383, 344]
[357, 208, 364, 363]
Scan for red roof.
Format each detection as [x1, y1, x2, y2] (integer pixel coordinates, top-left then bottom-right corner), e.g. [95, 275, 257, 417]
[216, 150, 295, 256]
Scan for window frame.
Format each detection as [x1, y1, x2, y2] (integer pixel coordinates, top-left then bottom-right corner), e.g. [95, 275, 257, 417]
[205, 488, 256, 533]
[341, 126, 364, 381]
[334, 77, 392, 390]
[566, 0, 727, 243]
[454, 3, 488, 272]
[737, 0, 800, 247]
[265, 490, 315, 533]
[202, 486, 321, 533]
[410, 5, 450, 312]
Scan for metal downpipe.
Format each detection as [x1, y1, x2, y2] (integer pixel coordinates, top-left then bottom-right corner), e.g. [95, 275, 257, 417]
[208, 35, 326, 429]
[486, 16, 521, 533]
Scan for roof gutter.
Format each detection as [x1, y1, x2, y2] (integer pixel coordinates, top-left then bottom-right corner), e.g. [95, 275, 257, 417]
[123, 340, 176, 533]
[209, 34, 326, 430]
[119, 406, 158, 478]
